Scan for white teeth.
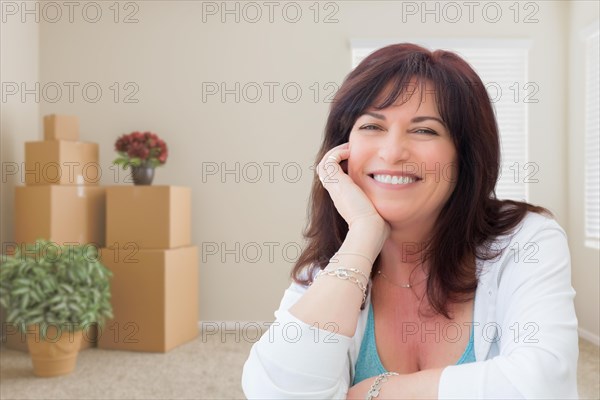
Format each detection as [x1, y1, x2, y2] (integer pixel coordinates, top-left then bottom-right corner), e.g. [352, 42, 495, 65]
[373, 174, 417, 185]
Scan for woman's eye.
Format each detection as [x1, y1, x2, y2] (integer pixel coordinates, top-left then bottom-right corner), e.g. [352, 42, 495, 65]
[359, 124, 382, 131]
[414, 128, 438, 135]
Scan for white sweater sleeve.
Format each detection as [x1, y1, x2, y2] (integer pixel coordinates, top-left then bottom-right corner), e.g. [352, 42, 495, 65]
[241, 280, 354, 399]
[438, 217, 579, 399]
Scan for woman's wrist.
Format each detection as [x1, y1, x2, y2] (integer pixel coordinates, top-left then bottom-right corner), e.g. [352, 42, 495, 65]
[366, 372, 400, 399]
[346, 217, 389, 259]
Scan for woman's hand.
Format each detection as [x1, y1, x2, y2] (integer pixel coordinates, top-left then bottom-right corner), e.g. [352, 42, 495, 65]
[317, 142, 389, 236]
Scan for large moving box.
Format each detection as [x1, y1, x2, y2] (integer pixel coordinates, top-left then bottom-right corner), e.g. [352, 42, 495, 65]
[14, 185, 106, 247]
[105, 186, 191, 249]
[24, 141, 99, 185]
[97, 246, 199, 352]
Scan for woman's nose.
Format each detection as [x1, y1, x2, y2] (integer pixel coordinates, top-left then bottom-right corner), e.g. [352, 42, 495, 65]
[377, 131, 410, 164]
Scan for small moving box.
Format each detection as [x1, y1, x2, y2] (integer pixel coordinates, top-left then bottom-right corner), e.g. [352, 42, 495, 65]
[105, 186, 191, 249]
[97, 246, 199, 352]
[43, 114, 79, 141]
[24, 141, 99, 185]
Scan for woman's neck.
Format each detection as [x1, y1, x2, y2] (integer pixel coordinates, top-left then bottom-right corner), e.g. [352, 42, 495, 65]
[376, 227, 431, 289]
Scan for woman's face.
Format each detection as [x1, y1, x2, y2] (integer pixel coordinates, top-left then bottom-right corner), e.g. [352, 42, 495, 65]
[348, 81, 458, 229]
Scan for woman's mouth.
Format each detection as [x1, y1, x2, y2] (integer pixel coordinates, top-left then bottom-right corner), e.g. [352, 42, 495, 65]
[369, 174, 421, 185]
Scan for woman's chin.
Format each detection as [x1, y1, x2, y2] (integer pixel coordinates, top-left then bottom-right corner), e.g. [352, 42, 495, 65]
[373, 206, 413, 226]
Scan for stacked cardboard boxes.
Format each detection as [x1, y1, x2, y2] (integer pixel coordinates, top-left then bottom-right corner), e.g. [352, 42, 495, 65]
[3, 115, 105, 351]
[98, 186, 199, 352]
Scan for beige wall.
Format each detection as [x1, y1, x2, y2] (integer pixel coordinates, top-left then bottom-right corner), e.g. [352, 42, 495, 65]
[0, 2, 40, 325]
[568, 1, 600, 344]
[1, 1, 592, 329]
[1, 7, 40, 245]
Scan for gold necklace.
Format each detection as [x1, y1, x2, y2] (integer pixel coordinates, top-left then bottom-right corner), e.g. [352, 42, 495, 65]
[376, 269, 412, 288]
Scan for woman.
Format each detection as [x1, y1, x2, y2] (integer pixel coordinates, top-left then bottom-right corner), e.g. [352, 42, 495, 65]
[242, 43, 579, 399]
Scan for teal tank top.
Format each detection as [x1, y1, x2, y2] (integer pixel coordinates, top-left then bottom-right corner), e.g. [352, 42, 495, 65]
[353, 302, 476, 385]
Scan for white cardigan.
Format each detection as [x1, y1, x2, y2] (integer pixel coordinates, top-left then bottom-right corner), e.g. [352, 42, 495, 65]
[242, 212, 579, 399]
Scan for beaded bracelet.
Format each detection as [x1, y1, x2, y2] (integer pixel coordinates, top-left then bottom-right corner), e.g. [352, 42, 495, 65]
[313, 267, 367, 303]
[366, 372, 399, 400]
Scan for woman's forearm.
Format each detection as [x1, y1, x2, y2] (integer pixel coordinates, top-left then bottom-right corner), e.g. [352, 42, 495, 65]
[288, 219, 387, 337]
[346, 368, 443, 399]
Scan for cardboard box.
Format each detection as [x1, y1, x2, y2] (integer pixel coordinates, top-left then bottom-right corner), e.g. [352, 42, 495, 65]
[97, 246, 199, 352]
[25, 141, 99, 185]
[14, 185, 106, 247]
[43, 114, 79, 141]
[106, 186, 191, 249]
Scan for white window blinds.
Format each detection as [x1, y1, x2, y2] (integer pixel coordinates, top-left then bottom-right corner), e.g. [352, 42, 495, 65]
[584, 29, 600, 249]
[351, 40, 531, 201]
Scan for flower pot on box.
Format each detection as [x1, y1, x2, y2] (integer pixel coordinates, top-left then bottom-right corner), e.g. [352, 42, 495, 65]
[131, 164, 155, 185]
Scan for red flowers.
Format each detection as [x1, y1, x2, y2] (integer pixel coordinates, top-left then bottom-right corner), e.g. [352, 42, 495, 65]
[113, 131, 168, 169]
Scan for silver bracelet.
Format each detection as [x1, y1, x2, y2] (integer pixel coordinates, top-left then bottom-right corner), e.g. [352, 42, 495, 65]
[313, 267, 367, 303]
[325, 265, 370, 284]
[366, 372, 399, 400]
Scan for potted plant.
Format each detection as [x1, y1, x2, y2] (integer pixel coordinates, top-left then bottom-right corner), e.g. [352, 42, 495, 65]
[113, 131, 168, 185]
[0, 240, 113, 377]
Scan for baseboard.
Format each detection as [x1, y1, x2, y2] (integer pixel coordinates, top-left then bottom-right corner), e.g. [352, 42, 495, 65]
[578, 327, 600, 346]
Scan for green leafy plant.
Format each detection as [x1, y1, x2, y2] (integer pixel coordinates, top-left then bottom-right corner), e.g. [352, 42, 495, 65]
[0, 240, 113, 338]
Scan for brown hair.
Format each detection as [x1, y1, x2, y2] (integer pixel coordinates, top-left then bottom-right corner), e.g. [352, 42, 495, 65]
[291, 43, 551, 317]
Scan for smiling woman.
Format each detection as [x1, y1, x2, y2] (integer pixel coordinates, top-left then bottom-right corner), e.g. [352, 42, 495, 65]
[241, 43, 579, 399]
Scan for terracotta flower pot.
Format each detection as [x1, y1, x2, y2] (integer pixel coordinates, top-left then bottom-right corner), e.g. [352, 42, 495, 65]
[26, 324, 83, 377]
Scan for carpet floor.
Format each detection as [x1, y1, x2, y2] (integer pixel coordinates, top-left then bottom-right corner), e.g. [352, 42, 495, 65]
[1, 336, 598, 399]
